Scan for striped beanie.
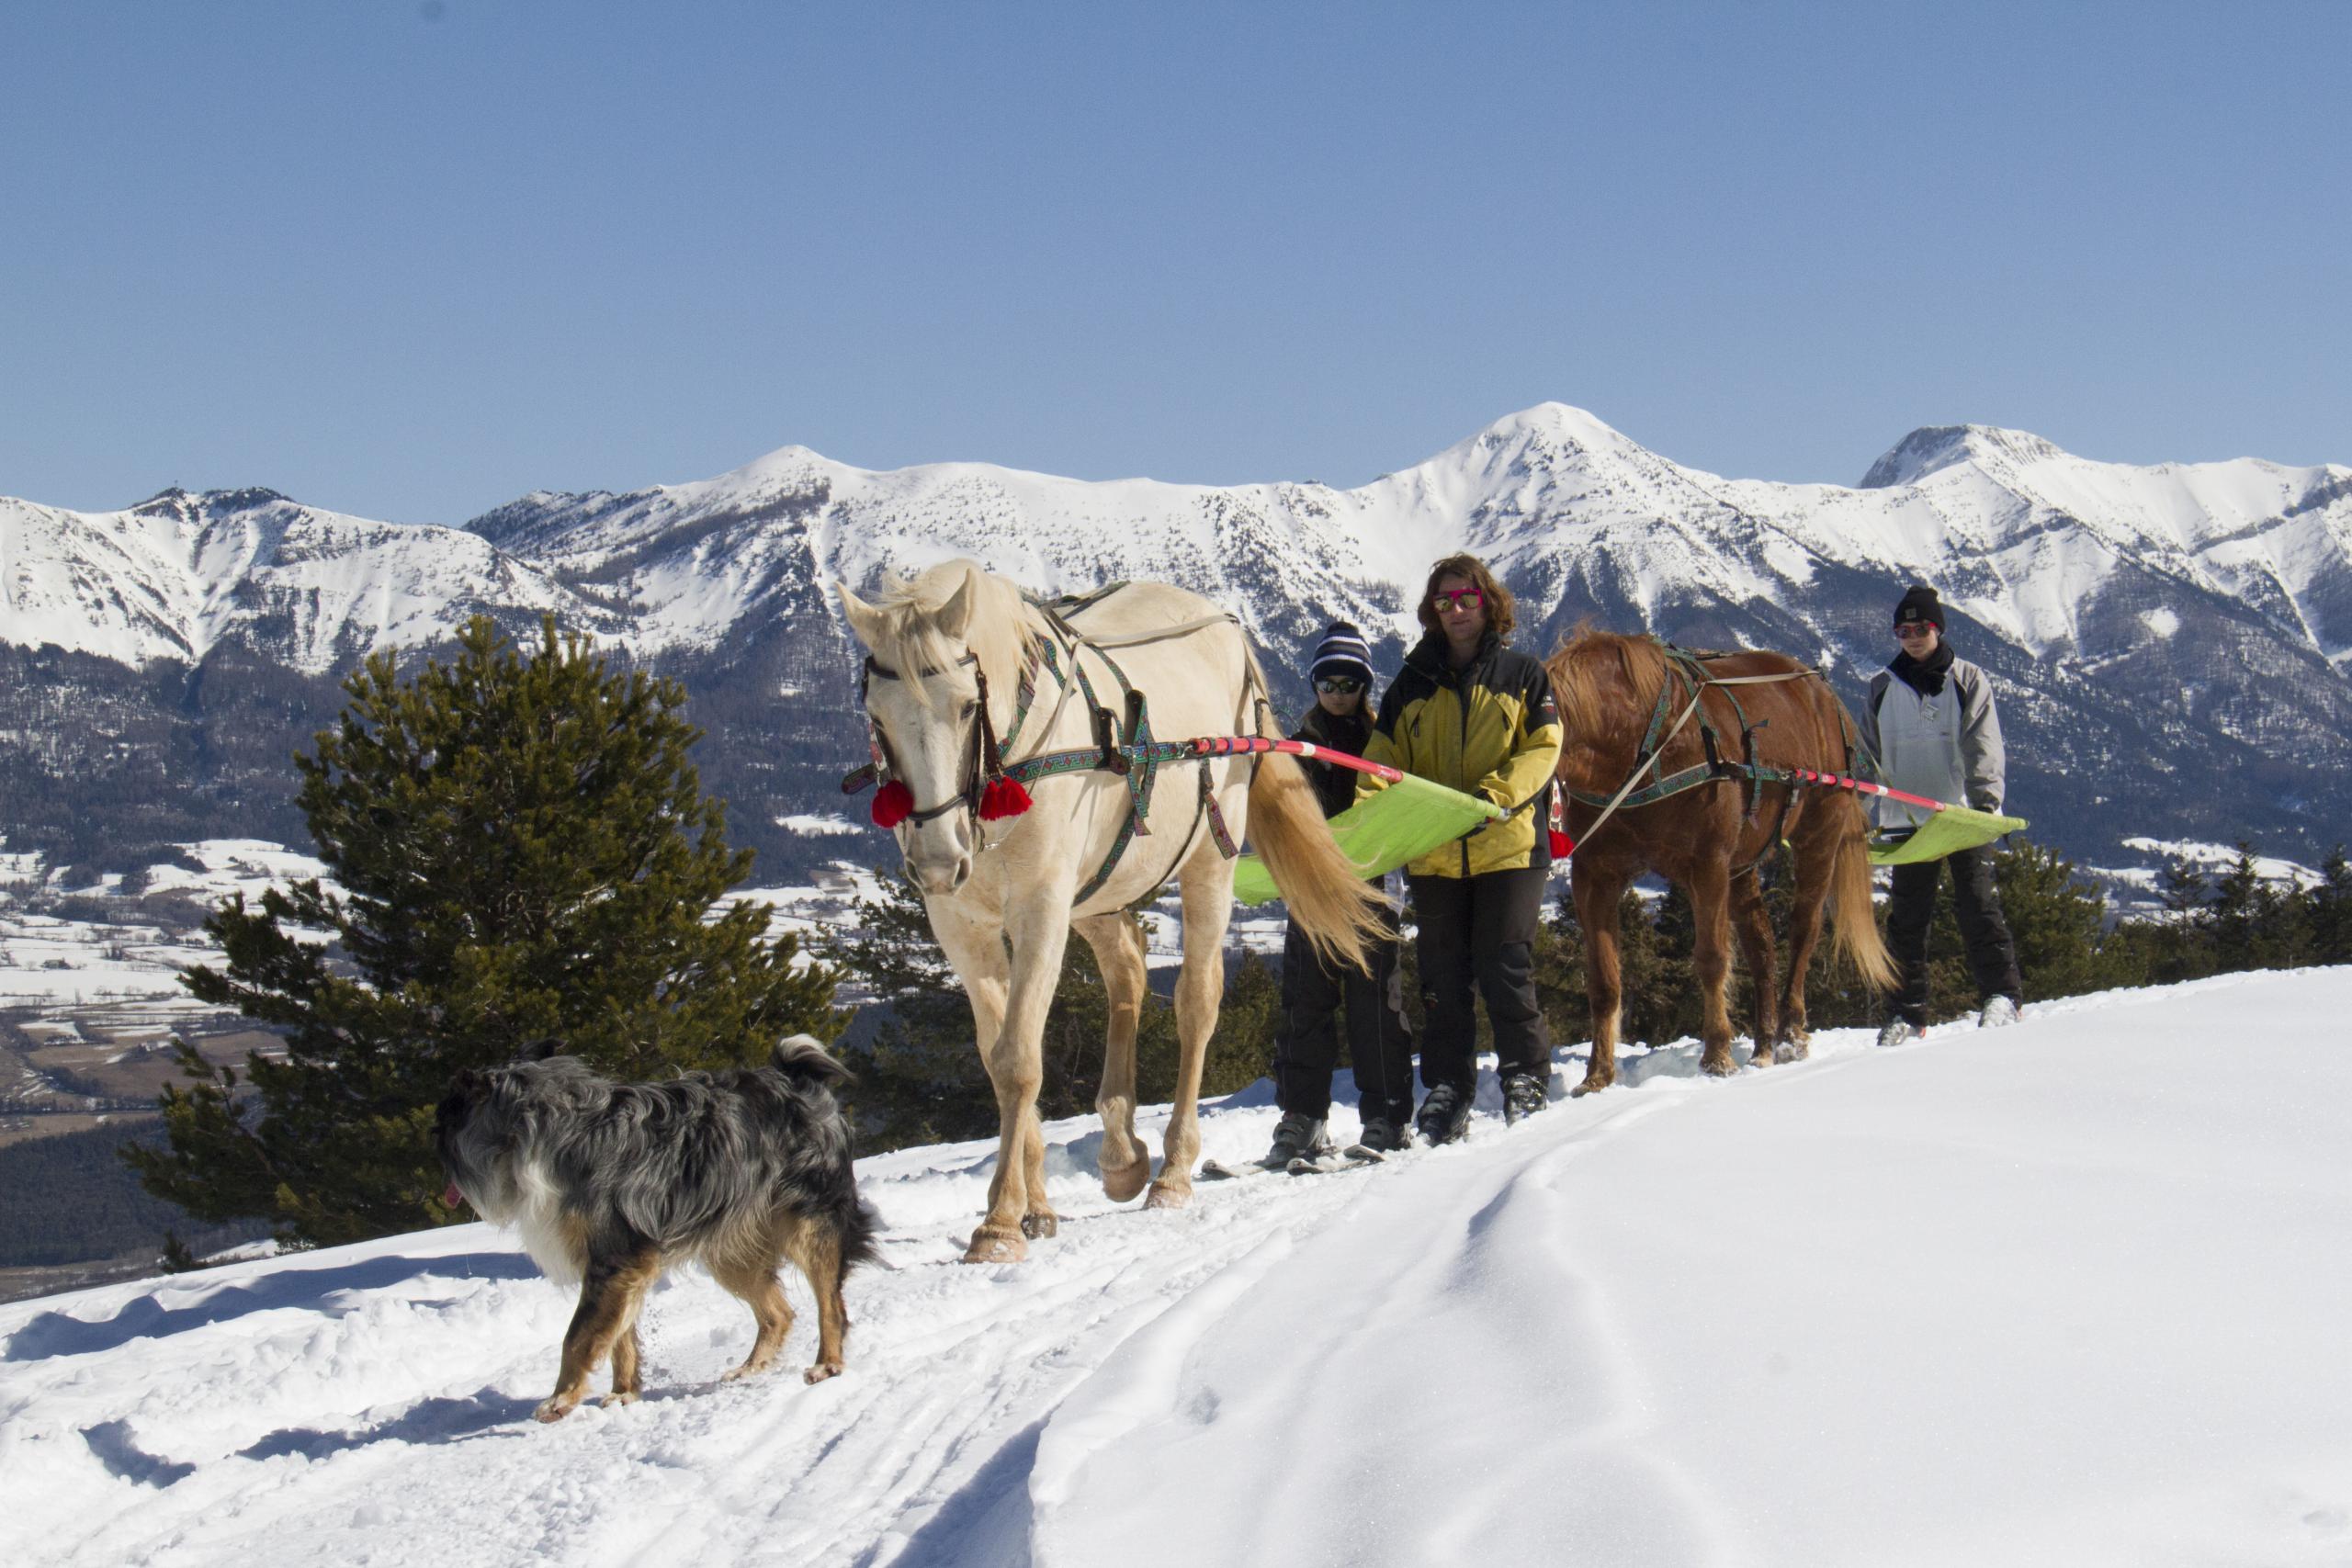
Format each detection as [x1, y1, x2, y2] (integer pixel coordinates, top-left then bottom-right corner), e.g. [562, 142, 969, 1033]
[1309, 621, 1374, 686]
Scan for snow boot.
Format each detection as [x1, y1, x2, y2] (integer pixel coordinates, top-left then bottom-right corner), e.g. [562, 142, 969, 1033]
[1876, 1017, 1923, 1048]
[1414, 1084, 1473, 1146]
[1357, 1116, 1414, 1154]
[1257, 1111, 1336, 1170]
[1501, 1072, 1550, 1125]
[1979, 995, 2019, 1029]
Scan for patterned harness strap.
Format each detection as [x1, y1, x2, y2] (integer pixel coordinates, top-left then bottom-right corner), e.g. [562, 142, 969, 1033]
[1562, 638, 1826, 868]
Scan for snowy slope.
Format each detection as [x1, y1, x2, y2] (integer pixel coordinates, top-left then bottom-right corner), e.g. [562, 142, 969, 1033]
[5, 970, 2348, 1567]
[10, 407, 2349, 673]
[0, 486, 611, 673]
[7, 407, 2352, 862]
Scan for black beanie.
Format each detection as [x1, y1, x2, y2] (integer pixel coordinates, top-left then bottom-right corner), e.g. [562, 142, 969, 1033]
[1309, 621, 1374, 686]
[1893, 584, 1942, 630]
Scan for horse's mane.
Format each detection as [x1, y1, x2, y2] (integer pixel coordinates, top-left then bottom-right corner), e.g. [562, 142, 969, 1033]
[864, 560, 1047, 708]
[1548, 625, 1670, 736]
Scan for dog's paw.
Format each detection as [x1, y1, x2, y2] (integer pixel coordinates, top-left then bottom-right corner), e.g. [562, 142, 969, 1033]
[804, 1361, 843, 1385]
[532, 1396, 576, 1424]
[599, 1390, 639, 1408]
[1020, 1211, 1058, 1239]
[720, 1359, 775, 1383]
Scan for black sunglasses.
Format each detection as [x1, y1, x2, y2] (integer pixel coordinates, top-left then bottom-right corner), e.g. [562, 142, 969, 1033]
[1315, 676, 1365, 694]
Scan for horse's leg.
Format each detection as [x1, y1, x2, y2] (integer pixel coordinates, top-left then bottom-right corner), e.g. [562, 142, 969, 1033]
[1149, 852, 1231, 1209]
[963, 893, 1072, 1264]
[1690, 858, 1739, 1077]
[1075, 910, 1154, 1204]
[1776, 820, 1836, 1062]
[1572, 867, 1629, 1095]
[1730, 864, 1778, 1067]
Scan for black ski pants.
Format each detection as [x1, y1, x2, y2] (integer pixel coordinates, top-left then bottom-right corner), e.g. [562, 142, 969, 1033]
[1409, 864, 1551, 1095]
[1274, 901, 1414, 1125]
[1887, 845, 2023, 1026]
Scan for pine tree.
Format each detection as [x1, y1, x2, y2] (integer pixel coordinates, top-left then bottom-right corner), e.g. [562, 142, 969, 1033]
[2148, 855, 2217, 983]
[124, 615, 840, 1247]
[1989, 839, 2138, 1000]
[2309, 845, 2352, 965]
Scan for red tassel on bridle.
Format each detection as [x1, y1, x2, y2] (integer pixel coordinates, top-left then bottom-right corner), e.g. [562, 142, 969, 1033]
[870, 779, 913, 829]
[979, 774, 1032, 820]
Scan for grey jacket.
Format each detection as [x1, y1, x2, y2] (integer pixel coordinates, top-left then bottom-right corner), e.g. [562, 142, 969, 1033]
[1861, 655, 2006, 829]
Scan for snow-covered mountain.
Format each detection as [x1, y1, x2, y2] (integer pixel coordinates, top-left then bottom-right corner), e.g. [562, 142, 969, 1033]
[5, 406, 2349, 868]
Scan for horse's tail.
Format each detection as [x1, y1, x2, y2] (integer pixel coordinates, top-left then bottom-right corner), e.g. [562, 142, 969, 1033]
[1240, 650, 1388, 974]
[1827, 790, 1897, 991]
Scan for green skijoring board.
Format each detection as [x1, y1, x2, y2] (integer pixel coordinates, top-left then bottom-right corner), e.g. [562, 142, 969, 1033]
[1868, 804, 2028, 866]
[1230, 773, 1505, 906]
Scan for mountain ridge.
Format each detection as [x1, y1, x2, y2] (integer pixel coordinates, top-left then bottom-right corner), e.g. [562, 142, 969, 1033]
[5, 405, 2349, 870]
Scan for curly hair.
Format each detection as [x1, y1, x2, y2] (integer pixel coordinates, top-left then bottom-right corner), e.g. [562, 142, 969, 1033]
[1417, 553, 1516, 645]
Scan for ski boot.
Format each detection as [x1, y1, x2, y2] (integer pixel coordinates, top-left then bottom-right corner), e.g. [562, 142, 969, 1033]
[1257, 1111, 1336, 1170]
[1501, 1072, 1550, 1125]
[1414, 1084, 1473, 1146]
[1979, 996, 2019, 1029]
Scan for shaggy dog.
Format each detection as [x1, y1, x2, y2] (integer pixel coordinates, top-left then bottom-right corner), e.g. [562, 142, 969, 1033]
[435, 1035, 879, 1422]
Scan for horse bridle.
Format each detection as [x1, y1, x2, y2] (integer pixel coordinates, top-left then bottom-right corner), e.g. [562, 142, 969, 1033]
[857, 651, 1004, 828]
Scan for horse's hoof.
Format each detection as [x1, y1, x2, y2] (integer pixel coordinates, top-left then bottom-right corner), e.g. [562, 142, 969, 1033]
[961, 1228, 1028, 1264]
[804, 1361, 843, 1385]
[1101, 1151, 1152, 1203]
[1702, 1055, 1738, 1078]
[1143, 1181, 1192, 1211]
[1021, 1211, 1059, 1239]
[1773, 1037, 1809, 1065]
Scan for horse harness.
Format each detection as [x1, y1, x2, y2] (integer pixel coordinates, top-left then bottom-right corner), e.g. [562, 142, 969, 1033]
[845, 583, 1265, 910]
[1560, 639, 1860, 869]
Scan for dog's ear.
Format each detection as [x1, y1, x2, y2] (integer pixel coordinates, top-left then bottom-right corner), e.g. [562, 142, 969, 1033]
[526, 1037, 566, 1062]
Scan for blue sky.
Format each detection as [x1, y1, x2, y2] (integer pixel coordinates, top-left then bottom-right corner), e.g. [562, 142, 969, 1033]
[3, 0, 2346, 524]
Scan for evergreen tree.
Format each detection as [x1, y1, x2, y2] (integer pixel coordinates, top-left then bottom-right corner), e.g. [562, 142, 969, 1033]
[124, 615, 840, 1248]
[2147, 855, 2217, 984]
[2309, 845, 2352, 966]
[1988, 839, 2139, 1000]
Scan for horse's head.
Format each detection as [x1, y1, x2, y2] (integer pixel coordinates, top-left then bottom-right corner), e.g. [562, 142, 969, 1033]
[839, 567, 990, 895]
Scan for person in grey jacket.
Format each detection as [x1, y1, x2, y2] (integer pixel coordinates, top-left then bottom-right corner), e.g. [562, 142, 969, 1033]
[1860, 584, 2023, 1045]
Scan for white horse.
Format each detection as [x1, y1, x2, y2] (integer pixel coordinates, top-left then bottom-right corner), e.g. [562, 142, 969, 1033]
[838, 561, 1385, 1263]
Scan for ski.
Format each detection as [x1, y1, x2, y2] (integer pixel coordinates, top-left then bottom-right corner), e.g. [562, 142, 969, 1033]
[1285, 1147, 1385, 1176]
[1200, 1145, 1387, 1182]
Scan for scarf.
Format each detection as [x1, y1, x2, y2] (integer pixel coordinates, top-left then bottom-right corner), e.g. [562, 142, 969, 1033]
[1890, 639, 1954, 698]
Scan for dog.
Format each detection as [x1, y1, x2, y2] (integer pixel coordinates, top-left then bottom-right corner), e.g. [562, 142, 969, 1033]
[434, 1034, 879, 1423]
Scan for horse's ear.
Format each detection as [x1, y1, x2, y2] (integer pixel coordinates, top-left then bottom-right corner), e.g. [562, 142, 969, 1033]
[837, 581, 886, 649]
[934, 572, 976, 641]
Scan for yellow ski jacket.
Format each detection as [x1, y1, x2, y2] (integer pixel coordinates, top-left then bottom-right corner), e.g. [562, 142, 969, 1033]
[1359, 632, 1563, 878]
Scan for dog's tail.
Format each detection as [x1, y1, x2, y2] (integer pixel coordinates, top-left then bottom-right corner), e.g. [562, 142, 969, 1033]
[771, 1032, 854, 1088]
[772, 1033, 884, 1270]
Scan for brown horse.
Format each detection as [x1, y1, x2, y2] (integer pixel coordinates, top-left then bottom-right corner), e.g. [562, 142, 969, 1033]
[1547, 629, 1895, 1091]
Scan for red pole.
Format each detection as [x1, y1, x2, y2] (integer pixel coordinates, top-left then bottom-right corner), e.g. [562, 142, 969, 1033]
[1789, 767, 1954, 813]
[1185, 735, 1405, 784]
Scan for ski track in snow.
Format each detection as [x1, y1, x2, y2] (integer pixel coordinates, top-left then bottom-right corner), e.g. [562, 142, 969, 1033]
[6, 972, 2352, 1566]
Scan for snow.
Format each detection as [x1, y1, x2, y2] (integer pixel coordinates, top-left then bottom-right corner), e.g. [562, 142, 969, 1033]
[5, 970, 2350, 1566]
